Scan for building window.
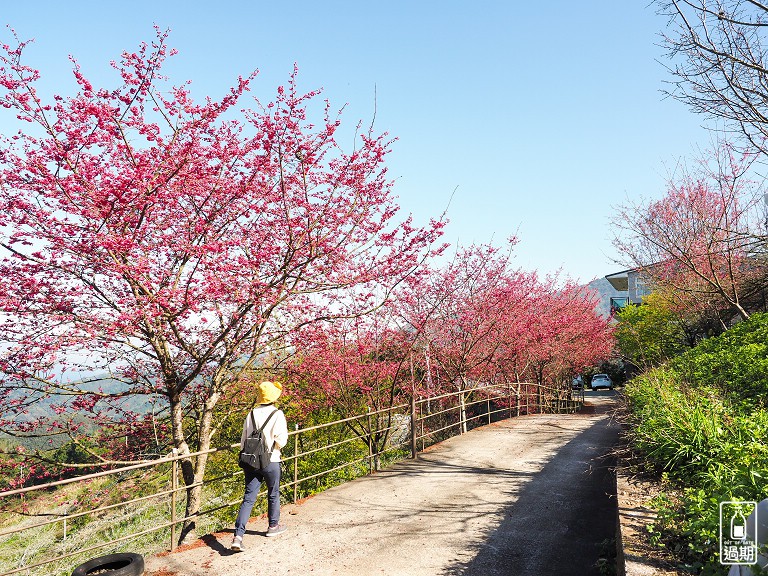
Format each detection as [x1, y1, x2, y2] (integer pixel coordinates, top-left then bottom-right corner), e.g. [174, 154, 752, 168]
[610, 297, 629, 315]
[633, 275, 649, 300]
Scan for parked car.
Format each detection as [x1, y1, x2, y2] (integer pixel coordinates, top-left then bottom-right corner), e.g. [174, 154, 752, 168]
[571, 375, 583, 390]
[590, 373, 613, 390]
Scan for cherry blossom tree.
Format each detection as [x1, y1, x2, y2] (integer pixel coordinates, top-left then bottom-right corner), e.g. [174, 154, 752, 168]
[289, 245, 614, 466]
[0, 30, 443, 541]
[517, 279, 614, 391]
[411, 243, 534, 431]
[486, 272, 613, 409]
[612, 142, 767, 323]
[287, 309, 415, 469]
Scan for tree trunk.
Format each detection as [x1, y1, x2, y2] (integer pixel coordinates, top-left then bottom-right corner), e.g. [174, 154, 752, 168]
[171, 391, 219, 546]
[169, 396, 196, 544]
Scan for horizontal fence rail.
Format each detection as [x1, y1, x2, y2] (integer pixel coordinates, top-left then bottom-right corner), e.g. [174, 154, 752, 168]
[0, 381, 583, 576]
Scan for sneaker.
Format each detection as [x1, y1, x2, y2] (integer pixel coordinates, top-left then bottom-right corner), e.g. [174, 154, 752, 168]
[266, 524, 287, 537]
[230, 535, 244, 551]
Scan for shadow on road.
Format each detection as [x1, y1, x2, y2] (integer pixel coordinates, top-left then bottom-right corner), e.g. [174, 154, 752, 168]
[441, 407, 621, 576]
[307, 458, 539, 540]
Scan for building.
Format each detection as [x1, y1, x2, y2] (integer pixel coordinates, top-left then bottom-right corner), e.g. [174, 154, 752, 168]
[587, 268, 651, 318]
[604, 268, 650, 313]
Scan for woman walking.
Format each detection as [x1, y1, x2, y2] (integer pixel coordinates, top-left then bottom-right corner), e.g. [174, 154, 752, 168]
[231, 380, 289, 551]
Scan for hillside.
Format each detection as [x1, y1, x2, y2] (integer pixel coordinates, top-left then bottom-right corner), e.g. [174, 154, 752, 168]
[9, 375, 156, 422]
[3, 375, 157, 450]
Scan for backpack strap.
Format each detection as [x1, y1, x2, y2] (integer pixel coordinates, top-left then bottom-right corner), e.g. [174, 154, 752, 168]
[248, 411, 258, 437]
[248, 408, 278, 438]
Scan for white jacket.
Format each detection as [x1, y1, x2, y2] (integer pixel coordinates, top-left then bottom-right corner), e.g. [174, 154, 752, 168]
[240, 404, 289, 463]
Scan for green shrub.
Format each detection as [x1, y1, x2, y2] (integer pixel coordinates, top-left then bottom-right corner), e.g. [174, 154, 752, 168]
[623, 313, 768, 574]
[670, 312, 768, 405]
[616, 296, 689, 370]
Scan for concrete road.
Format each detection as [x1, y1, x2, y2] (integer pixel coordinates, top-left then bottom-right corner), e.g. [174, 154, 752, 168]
[145, 391, 620, 576]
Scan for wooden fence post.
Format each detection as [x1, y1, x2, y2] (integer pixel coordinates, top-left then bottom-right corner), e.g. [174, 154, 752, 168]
[410, 394, 417, 459]
[293, 424, 299, 503]
[171, 448, 178, 551]
[537, 382, 542, 414]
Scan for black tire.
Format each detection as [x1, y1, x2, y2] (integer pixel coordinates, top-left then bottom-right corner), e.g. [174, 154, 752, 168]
[71, 553, 144, 576]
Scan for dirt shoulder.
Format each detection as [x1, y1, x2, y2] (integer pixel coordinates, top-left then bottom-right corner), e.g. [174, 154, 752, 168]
[145, 393, 620, 576]
[617, 467, 689, 576]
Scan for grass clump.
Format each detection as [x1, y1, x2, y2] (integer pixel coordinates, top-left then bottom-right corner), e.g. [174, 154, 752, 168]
[623, 313, 768, 575]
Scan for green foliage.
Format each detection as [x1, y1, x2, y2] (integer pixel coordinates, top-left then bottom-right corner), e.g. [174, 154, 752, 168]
[616, 295, 689, 370]
[670, 312, 768, 405]
[623, 314, 768, 573]
[50, 442, 93, 466]
[648, 489, 724, 575]
[289, 408, 377, 499]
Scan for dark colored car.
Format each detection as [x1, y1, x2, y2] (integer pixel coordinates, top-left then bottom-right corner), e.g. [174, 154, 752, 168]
[571, 376, 583, 390]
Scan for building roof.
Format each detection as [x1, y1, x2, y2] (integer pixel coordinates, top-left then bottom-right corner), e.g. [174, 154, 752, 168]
[604, 269, 632, 291]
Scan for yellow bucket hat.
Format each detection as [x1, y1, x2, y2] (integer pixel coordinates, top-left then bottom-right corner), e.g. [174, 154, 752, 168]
[256, 380, 282, 405]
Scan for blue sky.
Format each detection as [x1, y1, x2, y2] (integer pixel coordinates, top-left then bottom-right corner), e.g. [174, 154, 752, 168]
[1, 1, 714, 283]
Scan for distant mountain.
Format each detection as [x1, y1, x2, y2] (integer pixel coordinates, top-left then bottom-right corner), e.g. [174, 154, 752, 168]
[3, 376, 161, 450]
[7, 375, 158, 424]
[585, 277, 623, 318]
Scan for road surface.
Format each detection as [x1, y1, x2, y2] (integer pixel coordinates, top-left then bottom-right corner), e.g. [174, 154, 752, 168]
[145, 391, 620, 576]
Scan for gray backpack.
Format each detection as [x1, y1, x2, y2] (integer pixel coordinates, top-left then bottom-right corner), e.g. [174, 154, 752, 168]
[238, 409, 278, 470]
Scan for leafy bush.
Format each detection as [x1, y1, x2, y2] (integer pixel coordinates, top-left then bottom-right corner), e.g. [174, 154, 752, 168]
[623, 313, 768, 574]
[616, 295, 689, 370]
[670, 313, 768, 405]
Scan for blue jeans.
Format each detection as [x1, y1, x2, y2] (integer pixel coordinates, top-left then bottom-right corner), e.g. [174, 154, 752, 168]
[234, 461, 281, 536]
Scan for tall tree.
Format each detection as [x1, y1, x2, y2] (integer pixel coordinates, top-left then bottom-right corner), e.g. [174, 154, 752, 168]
[414, 243, 534, 432]
[507, 277, 614, 393]
[404, 245, 614, 422]
[0, 30, 443, 541]
[612, 143, 766, 322]
[287, 308, 416, 469]
[659, 0, 768, 155]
